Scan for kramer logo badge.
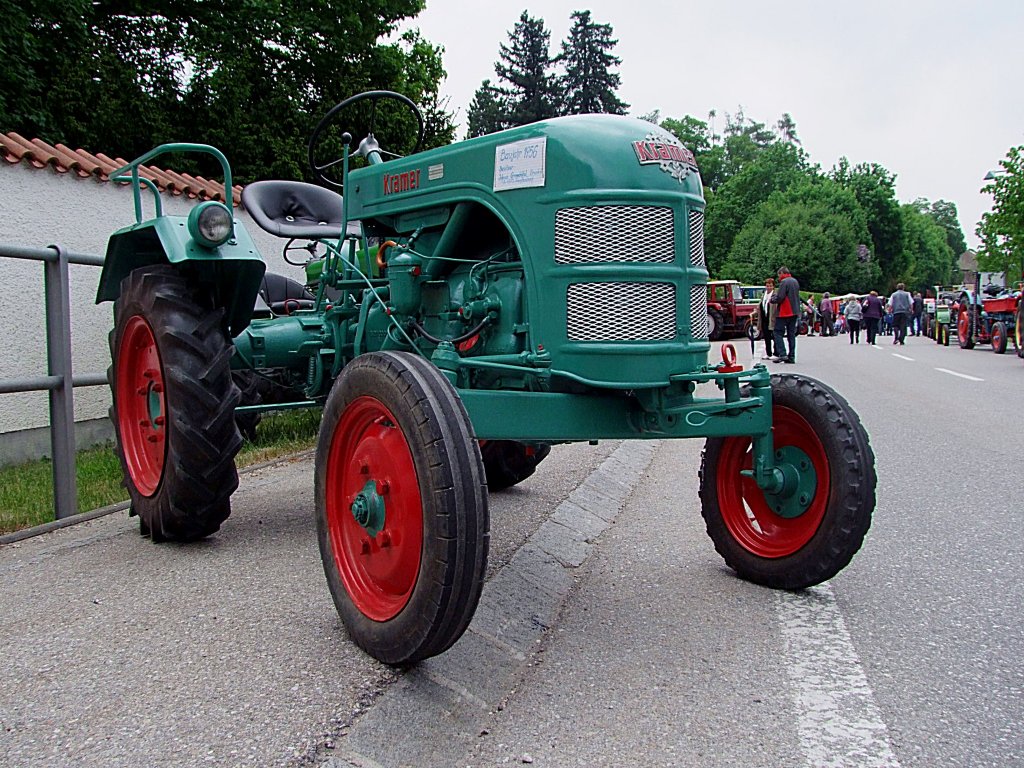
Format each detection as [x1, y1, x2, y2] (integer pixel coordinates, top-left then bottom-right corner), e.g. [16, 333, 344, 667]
[633, 134, 697, 183]
[383, 168, 421, 195]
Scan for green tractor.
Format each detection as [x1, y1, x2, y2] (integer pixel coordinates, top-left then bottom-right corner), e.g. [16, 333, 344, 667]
[97, 91, 876, 664]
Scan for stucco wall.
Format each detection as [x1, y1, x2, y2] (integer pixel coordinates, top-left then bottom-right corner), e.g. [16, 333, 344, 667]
[0, 161, 308, 450]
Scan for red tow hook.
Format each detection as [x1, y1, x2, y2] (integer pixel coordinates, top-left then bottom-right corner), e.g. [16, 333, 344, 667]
[718, 343, 743, 373]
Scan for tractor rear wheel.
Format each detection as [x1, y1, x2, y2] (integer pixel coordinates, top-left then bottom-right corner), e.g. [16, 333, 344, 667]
[109, 265, 242, 542]
[315, 352, 488, 664]
[708, 309, 724, 341]
[958, 302, 975, 349]
[698, 373, 875, 589]
[481, 441, 552, 490]
[1016, 306, 1024, 358]
[992, 321, 1008, 354]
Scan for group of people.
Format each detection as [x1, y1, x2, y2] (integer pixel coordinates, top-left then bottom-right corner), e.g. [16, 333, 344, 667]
[755, 267, 926, 364]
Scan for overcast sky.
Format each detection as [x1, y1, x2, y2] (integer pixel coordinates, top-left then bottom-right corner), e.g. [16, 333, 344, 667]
[404, 0, 1023, 250]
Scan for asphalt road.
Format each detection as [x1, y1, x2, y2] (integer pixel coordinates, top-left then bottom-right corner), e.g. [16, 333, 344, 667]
[2, 329, 1022, 767]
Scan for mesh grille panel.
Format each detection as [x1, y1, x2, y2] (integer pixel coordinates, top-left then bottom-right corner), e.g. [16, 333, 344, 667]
[566, 283, 676, 341]
[690, 284, 709, 339]
[688, 210, 705, 267]
[555, 206, 674, 264]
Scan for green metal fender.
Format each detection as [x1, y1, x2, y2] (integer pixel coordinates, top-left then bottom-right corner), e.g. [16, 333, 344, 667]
[96, 215, 266, 338]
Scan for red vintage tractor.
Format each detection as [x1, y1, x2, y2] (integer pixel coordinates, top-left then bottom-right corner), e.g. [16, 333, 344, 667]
[956, 282, 1021, 354]
[707, 280, 756, 340]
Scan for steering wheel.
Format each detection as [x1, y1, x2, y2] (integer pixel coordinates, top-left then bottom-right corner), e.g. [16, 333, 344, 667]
[308, 90, 425, 190]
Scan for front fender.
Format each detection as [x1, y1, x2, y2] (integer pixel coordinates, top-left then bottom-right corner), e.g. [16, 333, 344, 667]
[96, 215, 267, 337]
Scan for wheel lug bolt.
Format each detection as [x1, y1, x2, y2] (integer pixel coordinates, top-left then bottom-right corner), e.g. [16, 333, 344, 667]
[154, 416, 165, 426]
[376, 480, 390, 495]
[139, 419, 149, 428]
[360, 463, 370, 475]
[361, 539, 371, 554]
[146, 435, 159, 444]
[380, 531, 392, 548]
[152, 384, 163, 394]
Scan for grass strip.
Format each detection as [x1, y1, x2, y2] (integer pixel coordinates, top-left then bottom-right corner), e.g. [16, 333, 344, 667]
[0, 408, 321, 535]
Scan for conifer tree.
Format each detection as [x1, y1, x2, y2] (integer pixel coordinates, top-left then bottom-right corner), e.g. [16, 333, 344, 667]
[466, 79, 509, 138]
[494, 11, 560, 127]
[557, 10, 628, 115]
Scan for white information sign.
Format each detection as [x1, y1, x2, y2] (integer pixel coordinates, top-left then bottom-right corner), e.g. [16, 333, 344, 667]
[493, 137, 547, 191]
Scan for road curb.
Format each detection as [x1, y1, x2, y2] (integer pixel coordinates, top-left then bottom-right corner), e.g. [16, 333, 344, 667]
[318, 439, 659, 768]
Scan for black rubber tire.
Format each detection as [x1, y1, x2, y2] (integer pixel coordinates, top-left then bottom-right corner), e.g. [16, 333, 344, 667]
[958, 297, 975, 349]
[992, 321, 1008, 354]
[708, 308, 724, 341]
[314, 352, 489, 665]
[1016, 306, 1024, 358]
[232, 370, 263, 442]
[698, 373, 875, 589]
[942, 324, 950, 346]
[481, 440, 552, 490]
[109, 265, 242, 542]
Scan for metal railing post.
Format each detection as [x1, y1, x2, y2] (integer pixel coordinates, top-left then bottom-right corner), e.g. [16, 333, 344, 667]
[43, 244, 78, 519]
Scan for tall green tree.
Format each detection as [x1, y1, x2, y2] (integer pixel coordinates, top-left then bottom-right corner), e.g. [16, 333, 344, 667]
[831, 159, 905, 290]
[0, 1, 449, 182]
[493, 11, 560, 127]
[925, 199, 967, 257]
[722, 178, 877, 293]
[702, 141, 815, 275]
[899, 203, 957, 290]
[976, 145, 1024, 281]
[466, 79, 510, 138]
[556, 10, 627, 115]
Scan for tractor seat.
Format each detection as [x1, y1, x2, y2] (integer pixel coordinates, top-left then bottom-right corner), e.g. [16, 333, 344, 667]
[258, 271, 316, 315]
[241, 179, 361, 240]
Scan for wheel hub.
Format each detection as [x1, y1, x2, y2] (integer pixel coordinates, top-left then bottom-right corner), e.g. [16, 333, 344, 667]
[351, 479, 386, 536]
[764, 445, 817, 519]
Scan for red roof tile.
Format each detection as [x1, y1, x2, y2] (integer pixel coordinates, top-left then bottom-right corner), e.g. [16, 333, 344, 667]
[0, 132, 243, 205]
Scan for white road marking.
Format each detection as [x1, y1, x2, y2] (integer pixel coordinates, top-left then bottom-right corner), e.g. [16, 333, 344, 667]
[892, 354, 914, 361]
[935, 367, 984, 382]
[778, 584, 901, 768]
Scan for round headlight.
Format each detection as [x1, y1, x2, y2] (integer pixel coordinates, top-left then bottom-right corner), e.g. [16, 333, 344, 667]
[187, 202, 234, 249]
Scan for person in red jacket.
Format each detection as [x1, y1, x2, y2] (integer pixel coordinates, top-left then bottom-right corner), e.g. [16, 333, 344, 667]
[770, 266, 801, 363]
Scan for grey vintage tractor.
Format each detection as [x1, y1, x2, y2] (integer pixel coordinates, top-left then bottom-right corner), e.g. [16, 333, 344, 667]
[98, 91, 876, 664]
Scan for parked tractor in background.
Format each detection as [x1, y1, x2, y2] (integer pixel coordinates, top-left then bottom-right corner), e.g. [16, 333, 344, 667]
[706, 279, 756, 340]
[97, 90, 876, 666]
[930, 288, 959, 345]
[955, 276, 1021, 354]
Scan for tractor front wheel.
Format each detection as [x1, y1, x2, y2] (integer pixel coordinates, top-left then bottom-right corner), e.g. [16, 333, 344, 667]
[481, 440, 552, 490]
[992, 321, 1008, 354]
[315, 352, 489, 664]
[699, 373, 875, 589]
[109, 266, 242, 541]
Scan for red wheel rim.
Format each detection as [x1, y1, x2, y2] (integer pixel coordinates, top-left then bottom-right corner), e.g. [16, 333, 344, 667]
[994, 325, 1004, 350]
[326, 396, 423, 621]
[115, 315, 166, 496]
[715, 405, 830, 558]
[958, 310, 970, 340]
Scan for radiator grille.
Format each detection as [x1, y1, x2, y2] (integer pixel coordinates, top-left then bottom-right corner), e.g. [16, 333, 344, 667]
[688, 210, 705, 267]
[690, 284, 709, 339]
[566, 282, 676, 341]
[555, 206, 675, 264]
